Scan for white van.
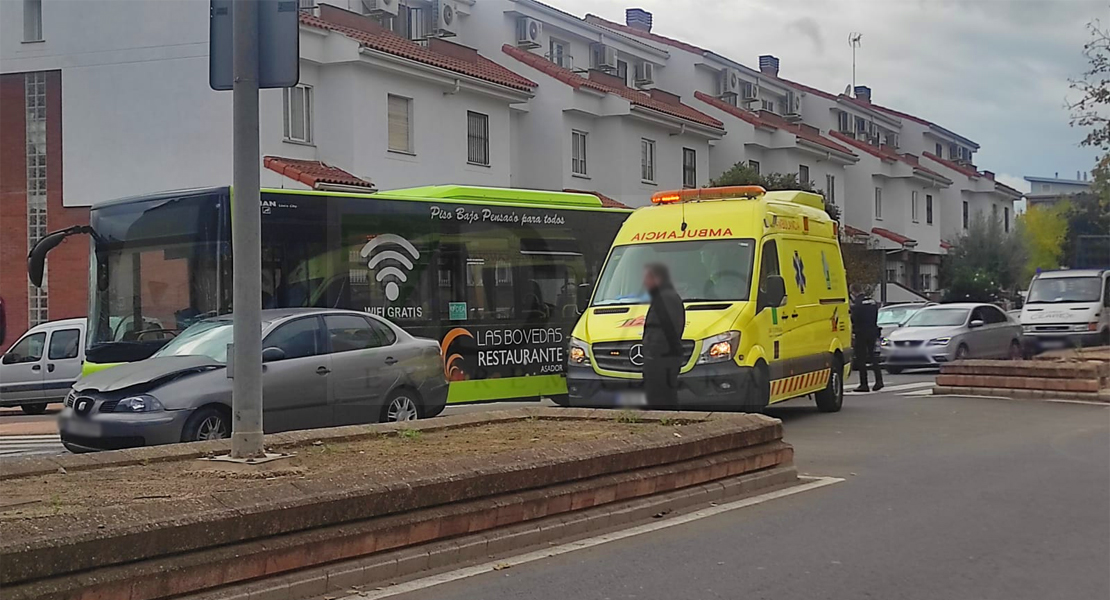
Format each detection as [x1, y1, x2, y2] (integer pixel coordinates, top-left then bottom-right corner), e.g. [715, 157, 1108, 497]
[1020, 269, 1110, 353]
[0, 318, 86, 414]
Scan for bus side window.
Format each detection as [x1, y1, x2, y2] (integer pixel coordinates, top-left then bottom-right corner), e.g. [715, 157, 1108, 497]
[757, 239, 781, 310]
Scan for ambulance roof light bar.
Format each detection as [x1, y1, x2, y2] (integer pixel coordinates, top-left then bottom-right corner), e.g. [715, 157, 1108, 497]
[651, 185, 767, 204]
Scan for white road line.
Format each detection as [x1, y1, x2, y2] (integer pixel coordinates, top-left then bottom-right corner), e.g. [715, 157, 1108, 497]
[846, 381, 935, 396]
[0, 435, 64, 457]
[344, 476, 844, 600]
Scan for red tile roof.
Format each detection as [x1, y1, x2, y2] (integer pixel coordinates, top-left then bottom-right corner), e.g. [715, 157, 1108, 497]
[940, 240, 954, 250]
[584, 15, 707, 55]
[842, 224, 869, 238]
[872, 227, 916, 246]
[693, 92, 855, 156]
[264, 156, 374, 190]
[301, 11, 535, 92]
[923, 151, 980, 180]
[502, 45, 723, 129]
[564, 189, 632, 209]
[829, 132, 949, 182]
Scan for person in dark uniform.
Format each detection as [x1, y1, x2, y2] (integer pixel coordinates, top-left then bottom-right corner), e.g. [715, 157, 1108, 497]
[642, 263, 686, 407]
[850, 284, 884, 392]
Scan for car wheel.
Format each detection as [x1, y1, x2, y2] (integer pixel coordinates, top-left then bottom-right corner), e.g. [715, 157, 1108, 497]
[885, 366, 904, 375]
[182, 406, 231, 443]
[814, 358, 844, 413]
[955, 344, 970, 360]
[20, 403, 48, 415]
[1008, 340, 1022, 360]
[381, 389, 421, 423]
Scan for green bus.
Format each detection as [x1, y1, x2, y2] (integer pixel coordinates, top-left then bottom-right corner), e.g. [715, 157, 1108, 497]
[29, 186, 631, 404]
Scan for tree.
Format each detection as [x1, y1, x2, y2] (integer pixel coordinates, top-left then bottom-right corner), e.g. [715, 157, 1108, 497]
[942, 213, 1028, 302]
[1068, 19, 1109, 154]
[1019, 201, 1069, 280]
[711, 162, 840, 220]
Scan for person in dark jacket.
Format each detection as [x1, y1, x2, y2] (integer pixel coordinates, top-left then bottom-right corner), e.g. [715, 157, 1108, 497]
[641, 263, 686, 407]
[850, 284, 884, 392]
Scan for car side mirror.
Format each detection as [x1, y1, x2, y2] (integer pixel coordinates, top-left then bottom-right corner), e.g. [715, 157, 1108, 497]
[576, 282, 593, 314]
[969, 319, 985, 328]
[261, 347, 286, 363]
[760, 275, 786, 310]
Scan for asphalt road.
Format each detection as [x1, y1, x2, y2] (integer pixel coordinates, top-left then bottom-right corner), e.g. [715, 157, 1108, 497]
[385, 391, 1110, 600]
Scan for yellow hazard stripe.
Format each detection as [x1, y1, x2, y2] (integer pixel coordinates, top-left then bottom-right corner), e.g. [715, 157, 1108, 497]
[770, 368, 831, 400]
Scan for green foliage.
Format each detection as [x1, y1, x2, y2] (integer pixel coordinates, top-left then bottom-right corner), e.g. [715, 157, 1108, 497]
[710, 162, 840, 220]
[1068, 20, 1109, 153]
[398, 428, 422, 441]
[942, 213, 1028, 302]
[1019, 202, 1070, 280]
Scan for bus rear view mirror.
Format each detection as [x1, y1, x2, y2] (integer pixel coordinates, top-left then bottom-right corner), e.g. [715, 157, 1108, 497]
[27, 225, 95, 288]
[760, 275, 786, 310]
[576, 283, 593, 314]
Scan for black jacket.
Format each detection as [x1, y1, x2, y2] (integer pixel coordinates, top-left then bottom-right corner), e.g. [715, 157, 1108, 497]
[851, 296, 881, 342]
[643, 285, 686, 361]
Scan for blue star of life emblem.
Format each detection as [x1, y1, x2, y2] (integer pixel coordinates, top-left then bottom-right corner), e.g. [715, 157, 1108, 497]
[793, 250, 806, 293]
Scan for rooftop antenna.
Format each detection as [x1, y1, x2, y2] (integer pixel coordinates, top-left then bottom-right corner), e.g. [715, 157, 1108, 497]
[848, 32, 862, 96]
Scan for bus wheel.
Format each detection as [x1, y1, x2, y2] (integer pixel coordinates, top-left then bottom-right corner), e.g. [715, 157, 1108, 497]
[815, 358, 844, 413]
[20, 403, 48, 415]
[549, 394, 570, 407]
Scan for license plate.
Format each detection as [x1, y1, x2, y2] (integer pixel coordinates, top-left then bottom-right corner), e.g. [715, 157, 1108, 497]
[64, 419, 101, 437]
[1039, 339, 1066, 349]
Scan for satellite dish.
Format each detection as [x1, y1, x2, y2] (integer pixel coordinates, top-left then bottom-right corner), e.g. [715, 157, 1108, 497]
[844, 85, 852, 95]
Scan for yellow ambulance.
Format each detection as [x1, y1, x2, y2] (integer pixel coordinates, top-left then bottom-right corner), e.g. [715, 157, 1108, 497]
[566, 185, 852, 412]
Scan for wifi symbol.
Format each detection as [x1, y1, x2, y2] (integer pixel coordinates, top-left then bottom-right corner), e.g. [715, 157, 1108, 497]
[360, 234, 421, 302]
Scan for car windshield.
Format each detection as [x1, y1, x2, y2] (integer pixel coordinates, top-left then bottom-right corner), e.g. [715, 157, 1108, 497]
[151, 320, 234, 363]
[877, 305, 922, 326]
[1026, 276, 1102, 303]
[592, 239, 756, 305]
[904, 308, 969, 327]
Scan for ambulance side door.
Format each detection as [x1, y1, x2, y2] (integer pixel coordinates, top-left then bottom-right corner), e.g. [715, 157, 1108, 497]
[774, 238, 808, 379]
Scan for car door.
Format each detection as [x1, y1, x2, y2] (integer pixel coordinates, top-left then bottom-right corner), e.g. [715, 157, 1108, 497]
[43, 326, 83, 402]
[981, 305, 1015, 357]
[325, 313, 401, 426]
[0, 331, 47, 403]
[260, 315, 331, 433]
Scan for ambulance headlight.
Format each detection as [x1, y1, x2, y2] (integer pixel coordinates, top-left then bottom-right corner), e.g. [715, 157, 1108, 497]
[568, 338, 591, 366]
[698, 331, 740, 365]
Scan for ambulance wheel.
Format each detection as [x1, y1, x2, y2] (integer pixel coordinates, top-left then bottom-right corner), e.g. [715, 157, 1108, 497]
[746, 361, 770, 413]
[815, 357, 844, 413]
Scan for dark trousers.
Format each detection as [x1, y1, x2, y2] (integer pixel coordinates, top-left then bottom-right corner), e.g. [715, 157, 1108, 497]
[853, 336, 884, 389]
[643, 358, 680, 408]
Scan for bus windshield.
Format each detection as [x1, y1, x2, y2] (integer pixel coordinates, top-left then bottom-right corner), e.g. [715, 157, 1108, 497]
[1026, 276, 1102, 303]
[592, 239, 755, 305]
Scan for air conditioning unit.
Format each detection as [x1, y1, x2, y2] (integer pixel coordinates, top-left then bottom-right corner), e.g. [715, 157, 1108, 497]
[634, 61, 654, 87]
[433, 0, 457, 37]
[785, 90, 801, 118]
[516, 16, 542, 48]
[592, 43, 617, 71]
[362, 0, 398, 17]
[717, 68, 741, 97]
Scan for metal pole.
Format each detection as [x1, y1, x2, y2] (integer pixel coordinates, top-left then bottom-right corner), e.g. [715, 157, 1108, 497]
[231, 0, 264, 459]
[879, 249, 888, 306]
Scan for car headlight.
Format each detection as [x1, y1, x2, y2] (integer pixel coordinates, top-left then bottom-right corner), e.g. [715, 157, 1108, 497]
[568, 338, 591, 366]
[115, 395, 165, 412]
[879, 338, 891, 347]
[697, 331, 740, 365]
[1022, 325, 1034, 333]
[928, 337, 951, 346]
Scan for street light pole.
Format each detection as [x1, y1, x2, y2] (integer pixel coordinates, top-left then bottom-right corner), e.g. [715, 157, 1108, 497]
[231, 0, 264, 459]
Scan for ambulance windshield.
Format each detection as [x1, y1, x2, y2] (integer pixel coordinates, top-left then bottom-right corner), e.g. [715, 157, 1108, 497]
[592, 239, 755, 305]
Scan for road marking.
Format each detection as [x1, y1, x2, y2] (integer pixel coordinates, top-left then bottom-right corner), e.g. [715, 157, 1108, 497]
[343, 476, 844, 600]
[0, 434, 64, 457]
[846, 381, 935, 396]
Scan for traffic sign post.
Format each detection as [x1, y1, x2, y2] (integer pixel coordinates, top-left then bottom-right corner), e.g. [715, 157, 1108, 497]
[210, 0, 299, 459]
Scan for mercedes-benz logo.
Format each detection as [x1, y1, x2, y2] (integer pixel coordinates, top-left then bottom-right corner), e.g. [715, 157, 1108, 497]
[629, 344, 644, 367]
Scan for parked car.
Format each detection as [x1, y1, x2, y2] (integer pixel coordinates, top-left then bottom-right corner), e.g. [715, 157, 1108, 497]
[58, 309, 447, 452]
[877, 302, 931, 335]
[1, 318, 86, 414]
[879, 303, 1022, 374]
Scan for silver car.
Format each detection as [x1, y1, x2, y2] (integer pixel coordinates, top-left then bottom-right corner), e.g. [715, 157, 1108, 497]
[58, 309, 448, 452]
[880, 303, 1023, 374]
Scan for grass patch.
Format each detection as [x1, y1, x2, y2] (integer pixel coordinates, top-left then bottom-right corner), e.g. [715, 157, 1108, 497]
[398, 428, 422, 441]
[614, 410, 642, 424]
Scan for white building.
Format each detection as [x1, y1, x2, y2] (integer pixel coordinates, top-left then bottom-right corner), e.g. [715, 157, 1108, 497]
[1023, 174, 1092, 209]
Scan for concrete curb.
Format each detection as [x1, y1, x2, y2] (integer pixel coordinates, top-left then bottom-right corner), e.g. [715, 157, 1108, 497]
[932, 385, 1109, 403]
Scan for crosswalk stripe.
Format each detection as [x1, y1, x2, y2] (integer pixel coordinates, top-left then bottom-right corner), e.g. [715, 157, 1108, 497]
[0, 434, 64, 457]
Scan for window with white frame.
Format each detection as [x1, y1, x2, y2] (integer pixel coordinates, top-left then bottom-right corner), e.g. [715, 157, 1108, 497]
[467, 111, 490, 166]
[387, 94, 413, 154]
[837, 111, 851, 133]
[549, 38, 569, 68]
[798, 164, 810, 185]
[640, 139, 656, 182]
[926, 194, 933, 224]
[283, 85, 313, 143]
[571, 130, 588, 176]
[682, 148, 697, 188]
[826, 174, 836, 204]
[934, 142, 943, 156]
[24, 0, 42, 42]
[1004, 207, 1010, 233]
[760, 99, 774, 112]
[749, 160, 760, 175]
[616, 60, 629, 86]
[962, 201, 969, 229]
[874, 187, 883, 219]
[26, 72, 48, 326]
[911, 190, 919, 223]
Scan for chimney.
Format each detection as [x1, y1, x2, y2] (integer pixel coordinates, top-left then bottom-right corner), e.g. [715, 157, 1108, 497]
[588, 69, 628, 89]
[758, 55, 780, 77]
[1077, 170, 1082, 181]
[625, 8, 652, 32]
[318, 4, 388, 35]
[983, 170, 995, 180]
[647, 88, 681, 105]
[854, 85, 871, 103]
[429, 38, 479, 63]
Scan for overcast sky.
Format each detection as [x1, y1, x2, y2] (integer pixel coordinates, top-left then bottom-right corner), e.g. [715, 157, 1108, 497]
[560, 0, 1105, 192]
